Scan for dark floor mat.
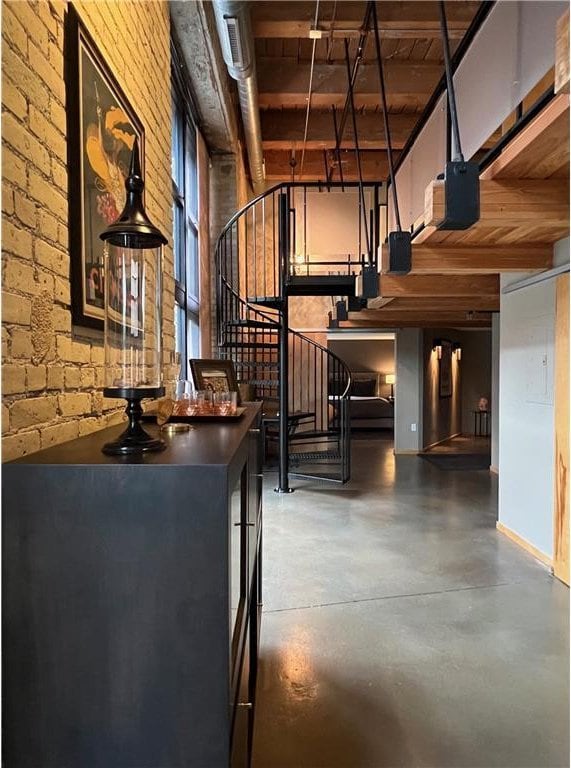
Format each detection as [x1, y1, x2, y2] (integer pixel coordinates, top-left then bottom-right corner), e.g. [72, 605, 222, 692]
[421, 453, 491, 471]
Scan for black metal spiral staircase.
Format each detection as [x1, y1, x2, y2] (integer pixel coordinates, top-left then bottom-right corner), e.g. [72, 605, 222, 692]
[215, 181, 383, 491]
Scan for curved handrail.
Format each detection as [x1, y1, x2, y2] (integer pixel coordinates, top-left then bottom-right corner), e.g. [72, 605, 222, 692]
[215, 179, 355, 482]
[215, 180, 377, 251]
[288, 326, 352, 400]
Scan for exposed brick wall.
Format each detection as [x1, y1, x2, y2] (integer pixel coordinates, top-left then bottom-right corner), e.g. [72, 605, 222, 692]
[209, 152, 237, 354]
[2, 0, 174, 461]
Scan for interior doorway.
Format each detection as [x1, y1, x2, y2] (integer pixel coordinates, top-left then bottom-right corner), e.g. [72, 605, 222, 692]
[327, 331, 396, 442]
[422, 330, 492, 468]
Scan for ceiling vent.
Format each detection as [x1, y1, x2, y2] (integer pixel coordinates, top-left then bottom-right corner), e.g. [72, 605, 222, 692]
[213, 1, 264, 192]
[225, 16, 245, 68]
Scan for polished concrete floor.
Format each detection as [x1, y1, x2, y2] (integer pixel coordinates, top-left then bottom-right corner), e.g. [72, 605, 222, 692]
[253, 434, 569, 768]
[426, 434, 491, 455]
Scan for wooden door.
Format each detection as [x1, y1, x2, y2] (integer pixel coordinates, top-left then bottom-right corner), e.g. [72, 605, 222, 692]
[553, 272, 569, 585]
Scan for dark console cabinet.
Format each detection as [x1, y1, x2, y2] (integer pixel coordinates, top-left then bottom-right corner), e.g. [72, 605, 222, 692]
[3, 404, 263, 768]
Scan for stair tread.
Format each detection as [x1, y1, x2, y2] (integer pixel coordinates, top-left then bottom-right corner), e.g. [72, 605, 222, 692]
[290, 450, 342, 462]
[243, 379, 279, 387]
[234, 360, 280, 370]
[286, 274, 356, 297]
[221, 341, 278, 349]
[247, 296, 283, 309]
[225, 319, 280, 330]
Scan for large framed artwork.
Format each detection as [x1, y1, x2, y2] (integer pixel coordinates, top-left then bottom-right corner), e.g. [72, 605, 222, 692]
[65, 5, 144, 331]
[439, 339, 453, 398]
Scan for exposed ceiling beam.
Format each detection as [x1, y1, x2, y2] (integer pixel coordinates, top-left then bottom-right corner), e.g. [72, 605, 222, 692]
[425, 178, 570, 230]
[352, 295, 500, 314]
[555, 8, 570, 94]
[252, 20, 468, 40]
[263, 149, 397, 181]
[258, 60, 442, 110]
[480, 94, 570, 181]
[379, 274, 500, 298]
[260, 110, 419, 151]
[381, 244, 553, 275]
[339, 316, 492, 329]
[251, 1, 479, 39]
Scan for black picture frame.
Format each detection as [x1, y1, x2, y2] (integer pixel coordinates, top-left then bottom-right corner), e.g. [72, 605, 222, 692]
[439, 339, 453, 398]
[189, 359, 241, 404]
[65, 4, 144, 331]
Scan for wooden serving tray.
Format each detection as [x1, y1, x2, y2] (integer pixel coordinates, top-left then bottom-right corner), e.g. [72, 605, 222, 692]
[168, 406, 246, 423]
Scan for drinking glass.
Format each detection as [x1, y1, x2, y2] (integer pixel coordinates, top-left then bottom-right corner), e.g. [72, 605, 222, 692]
[173, 379, 192, 416]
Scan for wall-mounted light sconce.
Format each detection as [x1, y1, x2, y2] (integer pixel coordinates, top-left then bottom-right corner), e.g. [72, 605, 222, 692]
[432, 339, 443, 359]
[385, 373, 396, 399]
[452, 342, 462, 360]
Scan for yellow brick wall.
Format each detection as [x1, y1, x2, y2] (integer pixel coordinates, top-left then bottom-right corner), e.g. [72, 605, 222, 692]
[1, 0, 174, 461]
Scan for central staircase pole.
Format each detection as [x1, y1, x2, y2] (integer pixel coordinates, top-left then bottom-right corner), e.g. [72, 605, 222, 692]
[276, 191, 293, 493]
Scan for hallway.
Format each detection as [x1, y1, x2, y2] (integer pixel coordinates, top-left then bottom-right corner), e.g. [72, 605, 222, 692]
[253, 435, 569, 768]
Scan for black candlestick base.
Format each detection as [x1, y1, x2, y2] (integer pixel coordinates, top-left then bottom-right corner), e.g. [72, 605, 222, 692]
[102, 387, 166, 455]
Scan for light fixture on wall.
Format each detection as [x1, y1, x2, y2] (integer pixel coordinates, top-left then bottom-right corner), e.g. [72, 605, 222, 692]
[452, 342, 462, 360]
[100, 138, 168, 455]
[385, 373, 396, 399]
[432, 339, 443, 359]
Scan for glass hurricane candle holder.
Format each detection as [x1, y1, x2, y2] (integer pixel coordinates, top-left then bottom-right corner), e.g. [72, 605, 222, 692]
[100, 138, 168, 455]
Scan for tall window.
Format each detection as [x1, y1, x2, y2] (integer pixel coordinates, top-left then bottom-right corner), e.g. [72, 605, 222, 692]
[172, 62, 200, 380]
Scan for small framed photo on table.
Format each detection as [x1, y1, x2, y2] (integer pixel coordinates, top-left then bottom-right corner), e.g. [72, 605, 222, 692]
[189, 359, 241, 403]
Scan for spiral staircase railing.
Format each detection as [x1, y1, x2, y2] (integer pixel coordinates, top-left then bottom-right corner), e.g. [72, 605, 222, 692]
[215, 181, 382, 486]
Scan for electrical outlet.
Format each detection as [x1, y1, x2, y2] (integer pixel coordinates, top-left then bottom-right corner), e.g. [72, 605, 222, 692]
[411, 423, 417, 432]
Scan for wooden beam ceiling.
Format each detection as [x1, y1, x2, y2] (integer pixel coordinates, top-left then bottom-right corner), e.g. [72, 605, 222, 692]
[257, 59, 442, 110]
[260, 110, 418, 151]
[480, 94, 570, 181]
[426, 179, 569, 229]
[253, 20, 468, 40]
[339, 315, 492, 329]
[556, 8, 570, 94]
[381, 244, 553, 275]
[354, 295, 500, 314]
[264, 149, 398, 181]
[251, 1, 479, 39]
[417, 177, 570, 246]
[413, 90, 570, 249]
[378, 274, 500, 298]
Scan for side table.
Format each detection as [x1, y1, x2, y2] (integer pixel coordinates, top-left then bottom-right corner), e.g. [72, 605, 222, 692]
[473, 409, 491, 437]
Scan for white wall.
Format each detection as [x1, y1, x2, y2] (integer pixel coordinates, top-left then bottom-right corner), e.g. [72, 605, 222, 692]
[394, 329, 423, 454]
[458, 330, 492, 434]
[293, 187, 386, 265]
[491, 314, 500, 472]
[498, 274, 556, 557]
[328, 338, 395, 392]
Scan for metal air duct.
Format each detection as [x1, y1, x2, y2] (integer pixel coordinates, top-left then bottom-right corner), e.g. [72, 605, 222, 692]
[213, 0, 265, 193]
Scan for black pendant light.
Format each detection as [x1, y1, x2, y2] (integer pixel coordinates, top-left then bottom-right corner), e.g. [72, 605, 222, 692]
[370, 1, 411, 275]
[436, 0, 480, 230]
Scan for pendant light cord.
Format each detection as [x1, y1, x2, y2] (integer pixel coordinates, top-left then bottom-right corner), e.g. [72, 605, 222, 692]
[370, 1, 402, 232]
[299, 0, 321, 179]
[344, 38, 370, 259]
[439, 0, 464, 162]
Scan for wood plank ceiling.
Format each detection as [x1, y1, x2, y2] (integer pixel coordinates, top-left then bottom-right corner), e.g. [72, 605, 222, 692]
[250, 3, 569, 331]
[253, 0, 482, 182]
